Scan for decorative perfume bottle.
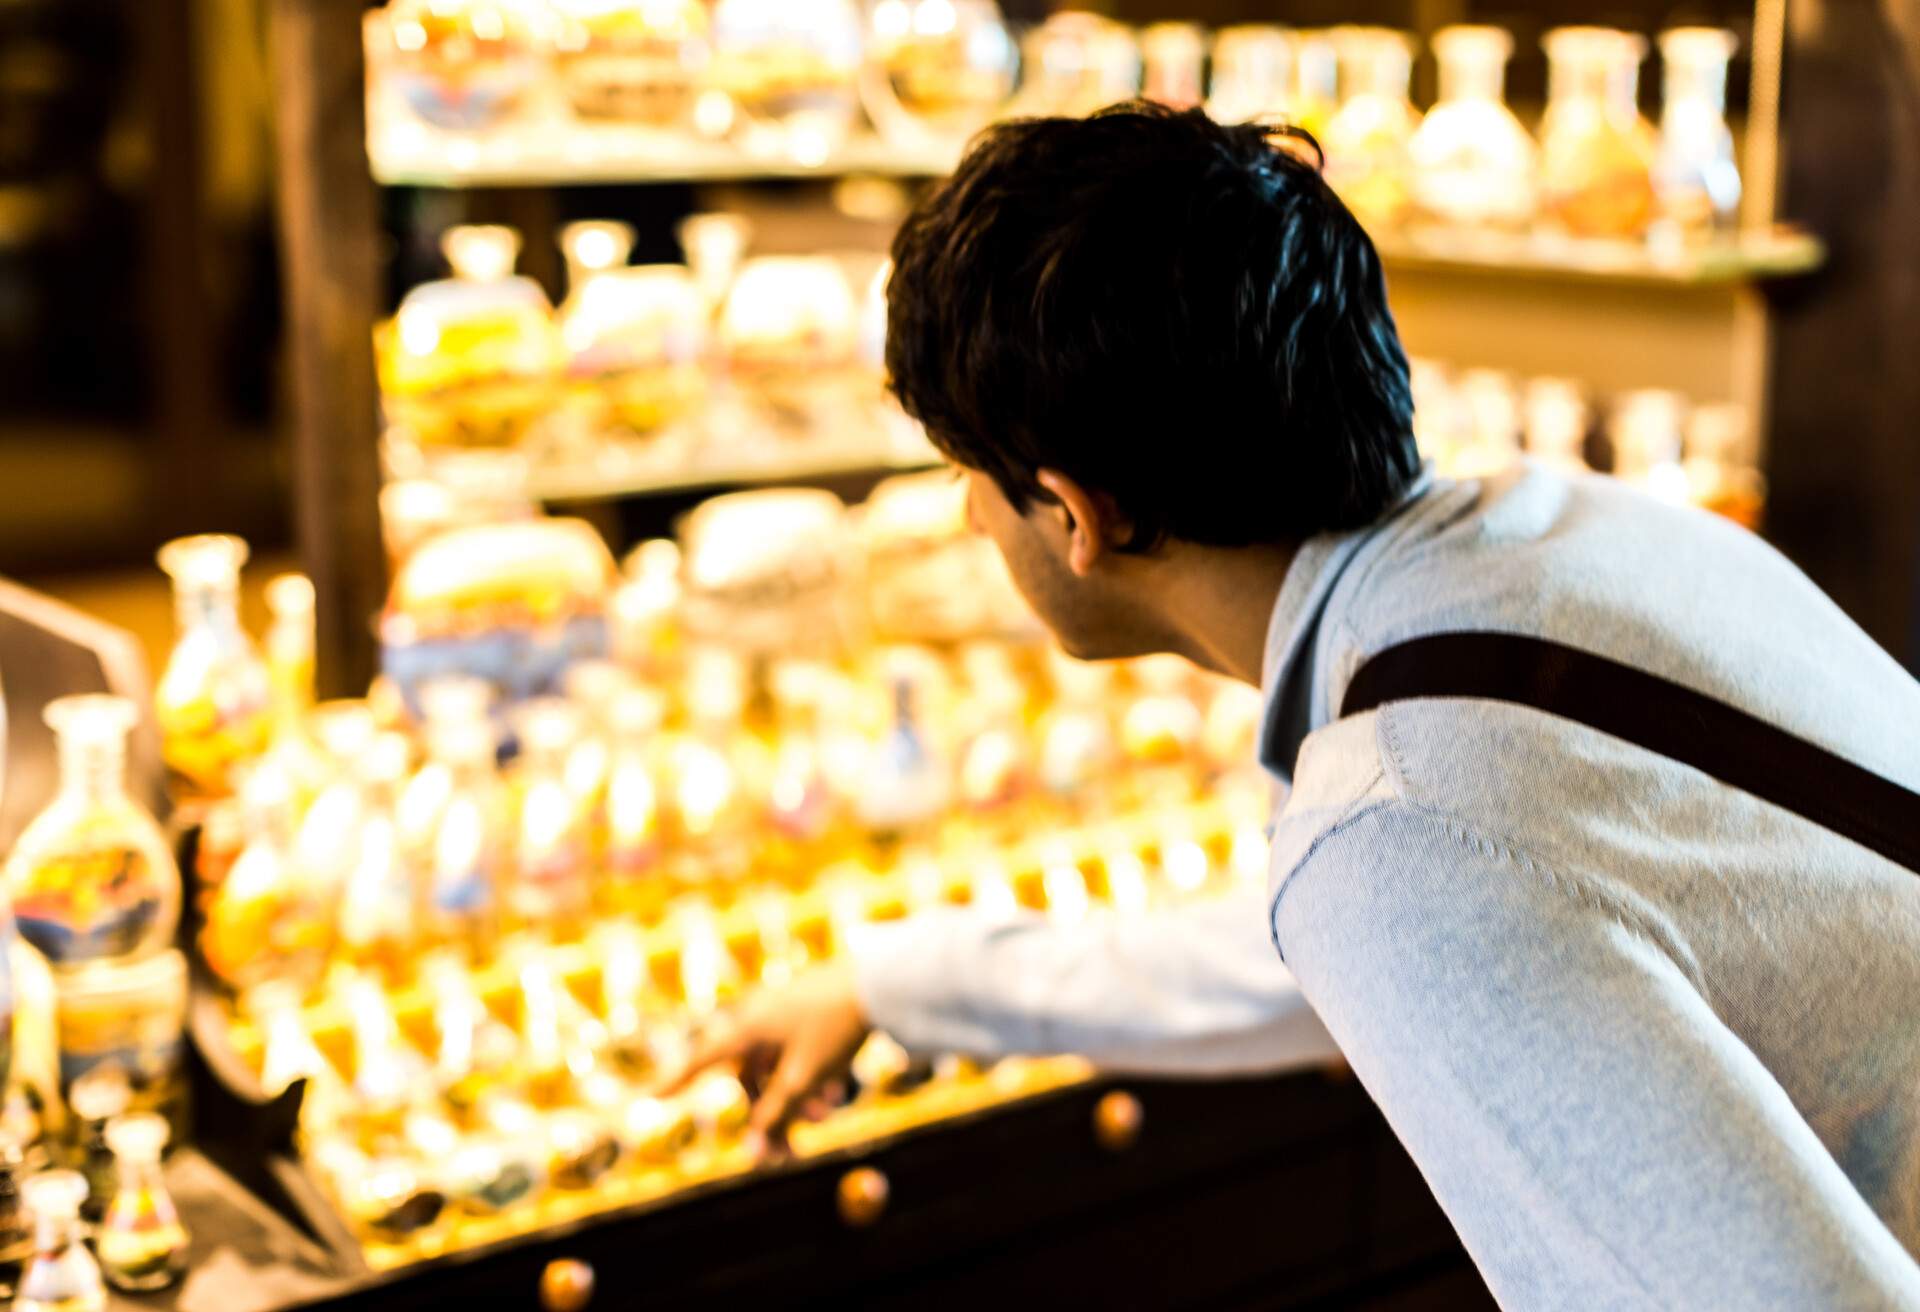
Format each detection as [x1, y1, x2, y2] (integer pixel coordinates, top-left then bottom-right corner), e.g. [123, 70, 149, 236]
[709, 0, 864, 163]
[1538, 27, 1657, 239]
[335, 733, 418, 982]
[856, 659, 952, 836]
[1321, 27, 1421, 230]
[1654, 28, 1742, 235]
[556, 221, 709, 439]
[861, 0, 1015, 147]
[376, 224, 562, 456]
[1204, 26, 1292, 126]
[549, 0, 711, 126]
[1139, 23, 1205, 110]
[1409, 26, 1537, 229]
[201, 767, 329, 993]
[256, 573, 328, 811]
[154, 534, 271, 801]
[1610, 389, 1692, 504]
[510, 699, 594, 930]
[422, 719, 506, 958]
[14, 1171, 104, 1312]
[5, 696, 178, 967]
[95, 1113, 188, 1292]
[1007, 11, 1139, 120]
[1290, 31, 1339, 143]
[375, 0, 540, 133]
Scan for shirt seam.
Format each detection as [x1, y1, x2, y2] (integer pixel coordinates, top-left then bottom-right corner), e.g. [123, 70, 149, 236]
[1267, 767, 1392, 962]
[1374, 703, 1713, 1006]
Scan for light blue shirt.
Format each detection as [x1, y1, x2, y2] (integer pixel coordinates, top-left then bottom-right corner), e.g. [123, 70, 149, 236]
[854, 463, 1920, 1308]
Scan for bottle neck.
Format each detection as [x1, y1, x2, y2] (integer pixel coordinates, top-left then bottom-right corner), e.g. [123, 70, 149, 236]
[1662, 58, 1729, 116]
[174, 582, 243, 636]
[1549, 57, 1640, 115]
[32, 1209, 80, 1253]
[58, 738, 127, 804]
[1438, 54, 1506, 103]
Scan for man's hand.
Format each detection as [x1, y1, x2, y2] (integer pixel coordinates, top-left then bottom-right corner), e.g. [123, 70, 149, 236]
[657, 960, 871, 1162]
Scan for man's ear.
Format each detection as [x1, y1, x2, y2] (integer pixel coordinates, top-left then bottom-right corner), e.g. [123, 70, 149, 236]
[1036, 469, 1129, 577]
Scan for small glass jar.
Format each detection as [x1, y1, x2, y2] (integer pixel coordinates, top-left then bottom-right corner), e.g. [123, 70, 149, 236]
[1523, 377, 1592, 475]
[1610, 389, 1692, 504]
[549, 0, 710, 126]
[420, 719, 507, 959]
[6, 696, 179, 968]
[201, 767, 331, 993]
[375, 0, 541, 133]
[1140, 23, 1205, 110]
[1654, 28, 1742, 235]
[678, 487, 848, 656]
[861, 0, 1015, 148]
[510, 699, 595, 930]
[1204, 26, 1292, 126]
[557, 221, 709, 439]
[602, 687, 666, 906]
[1290, 31, 1339, 144]
[1321, 27, 1421, 230]
[95, 1114, 188, 1292]
[709, 0, 863, 164]
[376, 225, 562, 456]
[14, 1171, 104, 1312]
[1448, 368, 1524, 478]
[1409, 26, 1536, 229]
[1006, 11, 1139, 119]
[155, 534, 271, 802]
[334, 734, 418, 982]
[1538, 27, 1657, 239]
[718, 256, 859, 421]
[1684, 402, 1765, 529]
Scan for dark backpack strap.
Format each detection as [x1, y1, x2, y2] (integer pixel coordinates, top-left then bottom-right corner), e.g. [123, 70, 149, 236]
[1340, 632, 1920, 875]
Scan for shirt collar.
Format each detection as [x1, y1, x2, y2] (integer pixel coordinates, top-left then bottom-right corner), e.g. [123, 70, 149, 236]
[1257, 466, 1436, 783]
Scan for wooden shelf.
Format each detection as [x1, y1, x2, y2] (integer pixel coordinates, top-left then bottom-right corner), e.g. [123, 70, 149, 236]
[1374, 224, 1825, 287]
[369, 120, 962, 188]
[522, 434, 941, 502]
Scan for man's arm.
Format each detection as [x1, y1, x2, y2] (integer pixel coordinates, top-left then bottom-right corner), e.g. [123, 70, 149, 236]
[1274, 804, 1920, 1309]
[848, 889, 1338, 1074]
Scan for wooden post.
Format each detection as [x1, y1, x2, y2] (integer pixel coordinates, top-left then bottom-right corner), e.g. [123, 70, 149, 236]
[1765, 0, 1920, 671]
[268, 0, 388, 695]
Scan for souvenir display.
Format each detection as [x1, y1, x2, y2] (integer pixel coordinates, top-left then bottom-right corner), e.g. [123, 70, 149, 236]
[1409, 26, 1536, 228]
[549, 0, 710, 125]
[1538, 27, 1658, 238]
[372, 0, 542, 133]
[1654, 27, 1743, 235]
[708, 0, 864, 162]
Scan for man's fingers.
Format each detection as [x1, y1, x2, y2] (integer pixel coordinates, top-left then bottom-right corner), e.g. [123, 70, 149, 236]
[745, 1048, 816, 1161]
[654, 1016, 748, 1096]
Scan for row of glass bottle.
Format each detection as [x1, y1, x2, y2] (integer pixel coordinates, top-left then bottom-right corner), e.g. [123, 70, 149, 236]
[1411, 361, 1765, 529]
[5, 1112, 190, 1310]
[377, 216, 897, 460]
[230, 790, 1263, 1255]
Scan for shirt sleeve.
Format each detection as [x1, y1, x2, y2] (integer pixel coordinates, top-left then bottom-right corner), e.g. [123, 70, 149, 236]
[845, 889, 1339, 1076]
[1271, 802, 1920, 1310]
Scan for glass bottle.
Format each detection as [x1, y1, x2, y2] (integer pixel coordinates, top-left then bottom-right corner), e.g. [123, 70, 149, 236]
[1007, 11, 1139, 119]
[676, 211, 754, 315]
[709, 0, 863, 164]
[1205, 26, 1292, 126]
[1449, 368, 1525, 478]
[509, 699, 594, 932]
[398, 674, 496, 865]
[556, 220, 709, 439]
[335, 733, 418, 982]
[340, 973, 430, 1143]
[1610, 389, 1692, 504]
[256, 573, 329, 812]
[1037, 649, 1118, 804]
[5, 697, 178, 967]
[1538, 28, 1657, 239]
[861, 0, 1015, 148]
[376, 0, 540, 133]
[718, 256, 859, 423]
[1524, 377, 1592, 475]
[1291, 31, 1338, 143]
[421, 719, 506, 959]
[14, 1171, 104, 1312]
[1654, 28, 1742, 236]
[1409, 26, 1536, 229]
[376, 224, 562, 457]
[549, 0, 710, 127]
[95, 1114, 187, 1292]
[293, 699, 377, 917]
[201, 767, 329, 993]
[1684, 402, 1765, 529]
[1321, 28, 1421, 231]
[1140, 23, 1205, 110]
[154, 534, 271, 802]
[855, 656, 952, 837]
[602, 687, 666, 916]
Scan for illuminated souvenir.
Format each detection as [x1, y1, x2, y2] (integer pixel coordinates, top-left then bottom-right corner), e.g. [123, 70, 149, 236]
[1205, 26, 1292, 126]
[1538, 28, 1657, 238]
[550, 0, 709, 125]
[375, 0, 540, 132]
[557, 221, 709, 437]
[861, 0, 1014, 147]
[1321, 27, 1421, 230]
[1139, 23, 1204, 109]
[1006, 12, 1138, 119]
[14, 1171, 104, 1312]
[1654, 28, 1741, 234]
[510, 700, 594, 928]
[154, 535, 270, 800]
[1409, 26, 1536, 228]
[709, 0, 863, 163]
[95, 1114, 187, 1292]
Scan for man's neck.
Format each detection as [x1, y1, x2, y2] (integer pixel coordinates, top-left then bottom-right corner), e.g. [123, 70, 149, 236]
[1144, 540, 1298, 687]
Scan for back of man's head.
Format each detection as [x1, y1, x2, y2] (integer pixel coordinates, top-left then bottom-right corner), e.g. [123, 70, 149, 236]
[886, 102, 1421, 552]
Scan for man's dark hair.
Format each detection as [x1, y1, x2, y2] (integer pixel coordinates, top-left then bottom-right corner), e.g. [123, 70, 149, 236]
[886, 102, 1419, 551]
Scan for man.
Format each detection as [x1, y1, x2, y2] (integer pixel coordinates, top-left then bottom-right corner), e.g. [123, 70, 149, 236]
[671, 105, 1920, 1307]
